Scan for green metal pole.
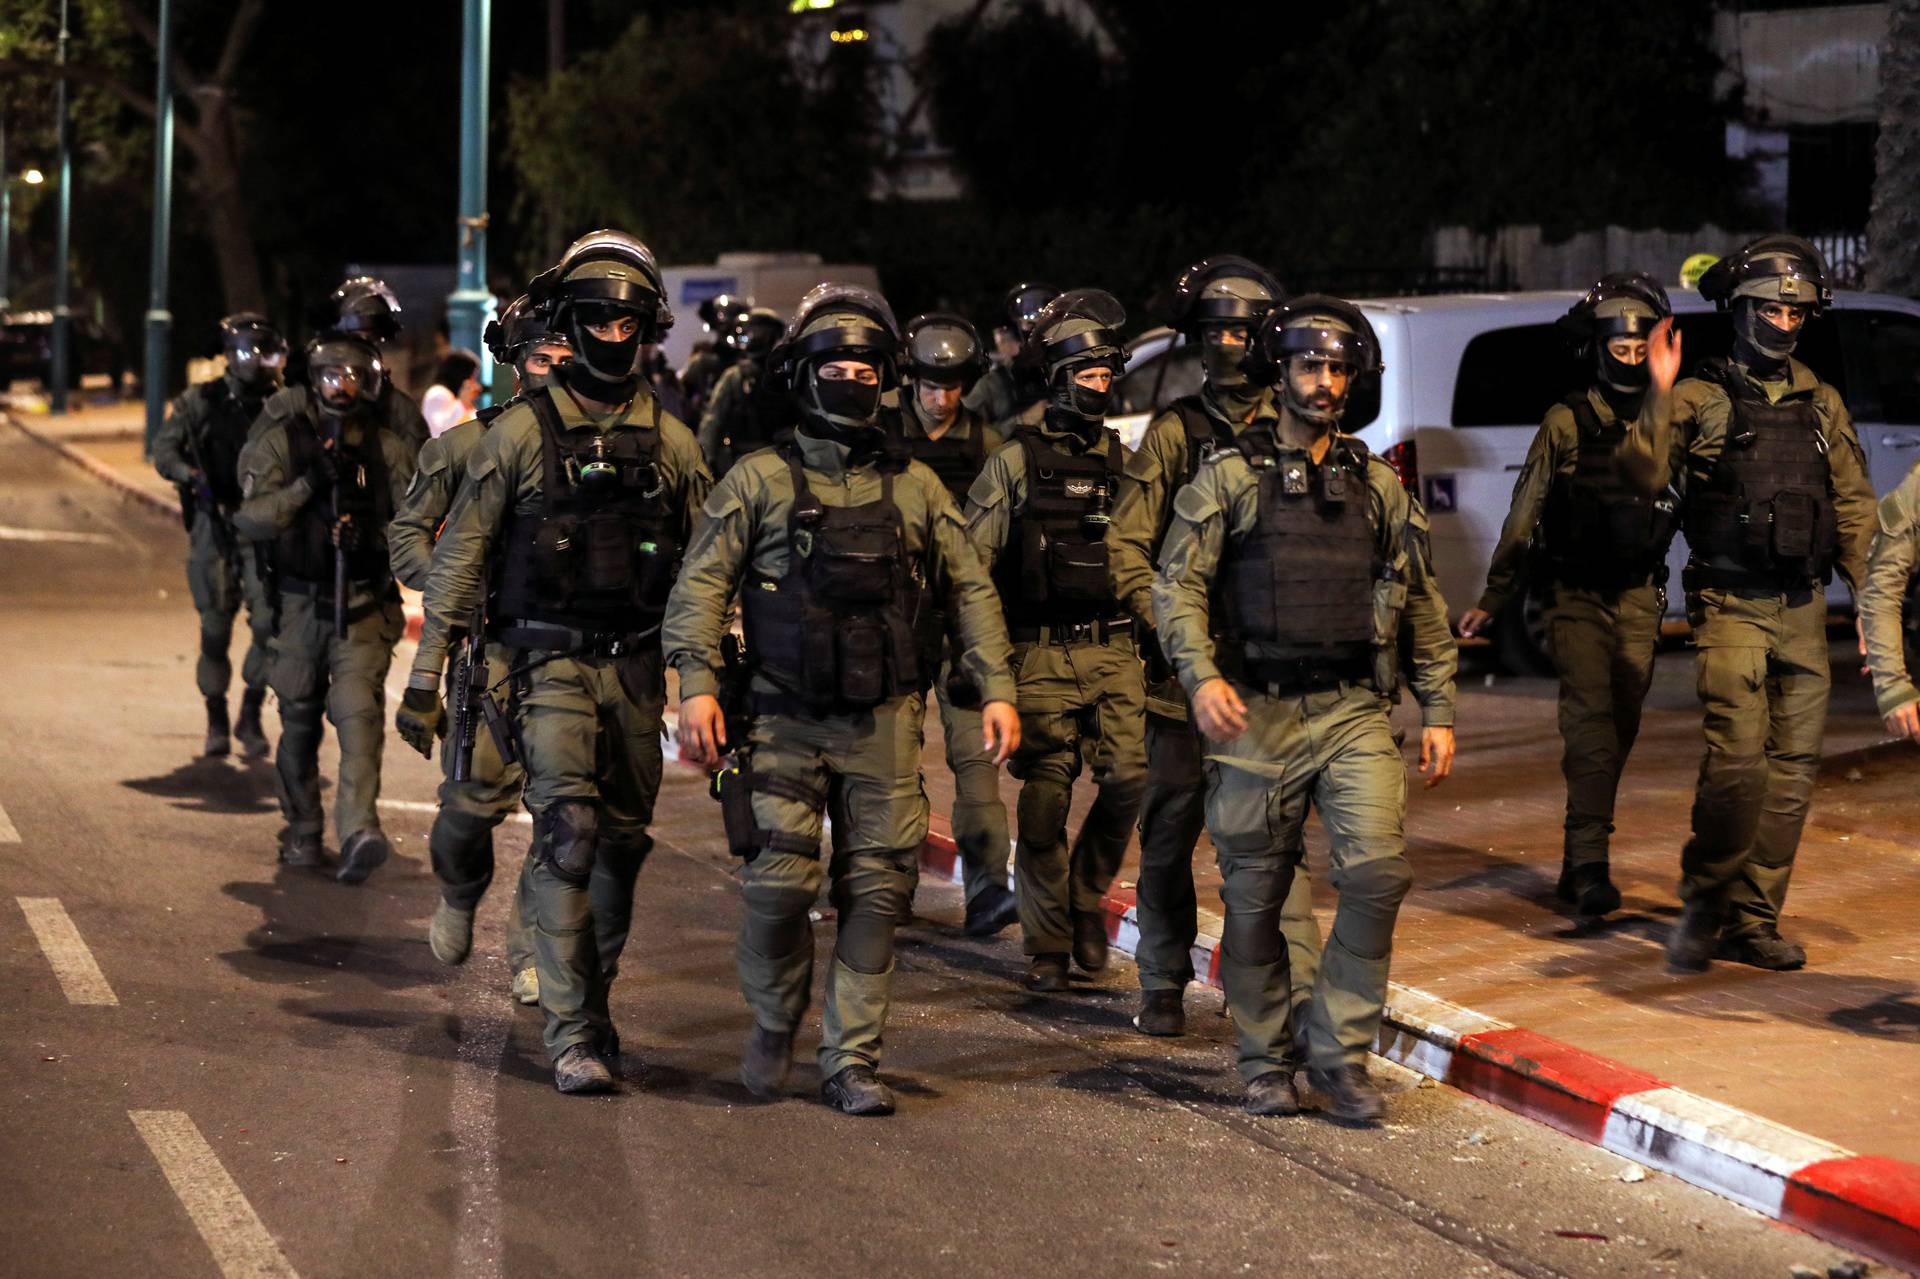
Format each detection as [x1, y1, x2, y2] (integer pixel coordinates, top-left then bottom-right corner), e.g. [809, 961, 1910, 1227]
[0, 117, 11, 314]
[144, 0, 175, 451]
[50, 0, 71, 414]
[447, 0, 495, 401]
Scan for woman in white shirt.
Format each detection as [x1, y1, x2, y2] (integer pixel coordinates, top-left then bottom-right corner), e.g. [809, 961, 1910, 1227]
[421, 348, 482, 438]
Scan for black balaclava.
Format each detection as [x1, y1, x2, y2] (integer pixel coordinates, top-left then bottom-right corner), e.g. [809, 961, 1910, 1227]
[1733, 296, 1800, 371]
[1202, 333, 1265, 421]
[565, 300, 642, 402]
[799, 362, 884, 456]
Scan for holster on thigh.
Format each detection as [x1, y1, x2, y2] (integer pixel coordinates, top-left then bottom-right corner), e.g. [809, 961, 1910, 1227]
[712, 751, 822, 863]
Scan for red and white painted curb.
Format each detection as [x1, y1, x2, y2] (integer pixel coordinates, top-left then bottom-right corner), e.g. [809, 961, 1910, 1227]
[924, 822, 1920, 1273]
[7, 413, 183, 520]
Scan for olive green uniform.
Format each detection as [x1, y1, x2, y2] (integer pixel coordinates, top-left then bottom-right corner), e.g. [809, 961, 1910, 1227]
[152, 375, 276, 701]
[966, 420, 1148, 959]
[254, 381, 429, 458]
[1152, 432, 1456, 1081]
[1859, 460, 1920, 719]
[899, 398, 1013, 911]
[1476, 388, 1665, 875]
[664, 431, 1016, 1080]
[696, 360, 785, 477]
[1109, 388, 1323, 1005]
[235, 418, 415, 847]
[961, 359, 1018, 427]
[1618, 358, 1873, 941]
[389, 412, 534, 978]
[414, 385, 709, 1061]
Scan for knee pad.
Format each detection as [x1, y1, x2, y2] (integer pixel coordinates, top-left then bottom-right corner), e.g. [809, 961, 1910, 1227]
[1341, 856, 1414, 915]
[837, 909, 898, 974]
[1223, 909, 1284, 967]
[535, 800, 599, 885]
[742, 884, 816, 958]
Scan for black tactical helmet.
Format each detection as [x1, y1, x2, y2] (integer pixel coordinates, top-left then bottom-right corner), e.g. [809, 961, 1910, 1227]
[329, 276, 404, 342]
[1003, 281, 1061, 337]
[771, 282, 903, 392]
[218, 312, 287, 388]
[1697, 235, 1833, 313]
[1168, 255, 1283, 338]
[1558, 272, 1672, 354]
[699, 292, 753, 335]
[305, 331, 386, 407]
[727, 306, 786, 359]
[1248, 294, 1383, 385]
[483, 293, 568, 366]
[537, 229, 673, 342]
[1026, 288, 1128, 383]
[903, 312, 988, 389]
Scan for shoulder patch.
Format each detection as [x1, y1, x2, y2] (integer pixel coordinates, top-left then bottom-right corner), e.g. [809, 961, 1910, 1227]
[1124, 449, 1161, 483]
[1879, 489, 1915, 538]
[701, 476, 746, 521]
[1171, 482, 1220, 525]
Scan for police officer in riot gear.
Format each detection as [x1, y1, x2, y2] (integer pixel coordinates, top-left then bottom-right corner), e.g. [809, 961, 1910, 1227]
[253, 276, 431, 460]
[400, 231, 710, 1093]
[966, 288, 1148, 993]
[964, 281, 1059, 428]
[1460, 274, 1678, 920]
[681, 293, 752, 421]
[698, 305, 790, 478]
[1623, 236, 1875, 972]
[153, 313, 287, 759]
[389, 292, 573, 1002]
[668, 283, 1019, 1117]
[235, 331, 415, 880]
[1858, 459, 1920, 742]
[1109, 255, 1325, 1038]
[893, 311, 1017, 935]
[1154, 296, 1457, 1122]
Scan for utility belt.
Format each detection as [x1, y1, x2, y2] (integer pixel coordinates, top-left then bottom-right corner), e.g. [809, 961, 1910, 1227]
[492, 619, 657, 658]
[1221, 648, 1373, 698]
[1680, 562, 1821, 601]
[1541, 554, 1668, 596]
[748, 688, 910, 719]
[277, 575, 398, 621]
[1008, 615, 1136, 647]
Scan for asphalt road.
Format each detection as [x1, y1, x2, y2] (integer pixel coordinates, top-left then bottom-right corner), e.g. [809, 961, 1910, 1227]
[0, 427, 1874, 1278]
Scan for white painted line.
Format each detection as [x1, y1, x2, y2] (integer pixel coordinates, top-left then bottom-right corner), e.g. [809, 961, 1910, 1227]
[378, 798, 531, 827]
[0, 799, 18, 843]
[0, 524, 116, 544]
[129, 1110, 299, 1279]
[16, 896, 117, 1005]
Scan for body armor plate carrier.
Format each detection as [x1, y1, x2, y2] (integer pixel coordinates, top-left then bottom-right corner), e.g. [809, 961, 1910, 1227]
[493, 388, 681, 633]
[277, 413, 392, 589]
[1681, 359, 1837, 591]
[907, 416, 989, 505]
[1540, 392, 1676, 591]
[740, 446, 926, 713]
[992, 423, 1124, 628]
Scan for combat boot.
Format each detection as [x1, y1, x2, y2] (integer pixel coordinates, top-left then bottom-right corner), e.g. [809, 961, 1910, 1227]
[1665, 897, 1724, 972]
[1071, 909, 1109, 973]
[553, 1044, 615, 1094]
[1556, 862, 1622, 920]
[234, 687, 270, 759]
[278, 830, 325, 868]
[337, 829, 391, 886]
[203, 696, 231, 758]
[1243, 1071, 1302, 1116]
[1717, 928, 1806, 971]
[1308, 1062, 1386, 1125]
[1133, 988, 1185, 1037]
[821, 1065, 895, 1116]
[963, 882, 1019, 937]
[428, 899, 475, 965]
[1025, 953, 1070, 992]
[511, 967, 540, 1005]
[741, 1024, 796, 1100]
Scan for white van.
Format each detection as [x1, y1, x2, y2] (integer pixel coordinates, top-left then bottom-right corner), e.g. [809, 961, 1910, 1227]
[1110, 291, 1920, 668]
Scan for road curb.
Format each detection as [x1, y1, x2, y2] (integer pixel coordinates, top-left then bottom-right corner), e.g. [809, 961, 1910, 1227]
[7, 412, 181, 521]
[918, 825, 1920, 1274]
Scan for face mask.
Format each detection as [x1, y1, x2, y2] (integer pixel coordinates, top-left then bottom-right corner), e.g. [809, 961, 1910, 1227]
[1201, 342, 1249, 388]
[568, 309, 642, 401]
[1052, 363, 1115, 422]
[801, 366, 883, 440]
[1735, 298, 1800, 363]
[1598, 346, 1650, 392]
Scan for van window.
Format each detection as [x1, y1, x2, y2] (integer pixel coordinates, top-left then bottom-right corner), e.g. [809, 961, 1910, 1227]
[1114, 341, 1201, 415]
[1672, 310, 1847, 400]
[1450, 325, 1585, 426]
[1839, 310, 1920, 425]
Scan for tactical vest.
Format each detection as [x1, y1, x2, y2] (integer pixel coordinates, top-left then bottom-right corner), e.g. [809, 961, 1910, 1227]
[1168, 397, 1233, 488]
[275, 413, 393, 587]
[1540, 392, 1676, 590]
[195, 378, 265, 508]
[492, 388, 682, 632]
[907, 413, 989, 504]
[713, 365, 788, 478]
[1215, 432, 1378, 676]
[740, 446, 926, 712]
[993, 422, 1125, 628]
[1681, 359, 1838, 590]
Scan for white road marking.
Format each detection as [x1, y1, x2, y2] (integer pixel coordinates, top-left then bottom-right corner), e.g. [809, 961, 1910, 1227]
[378, 798, 530, 826]
[16, 896, 117, 1005]
[129, 1110, 299, 1279]
[0, 799, 18, 843]
[0, 524, 117, 545]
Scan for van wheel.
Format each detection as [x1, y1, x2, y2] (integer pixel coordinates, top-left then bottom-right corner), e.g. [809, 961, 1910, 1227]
[1495, 590, 1555, 676]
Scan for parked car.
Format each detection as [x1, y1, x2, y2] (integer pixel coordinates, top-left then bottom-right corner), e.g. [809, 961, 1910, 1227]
[0, 311, 127, 393]
[1111, 290, 1920, 669]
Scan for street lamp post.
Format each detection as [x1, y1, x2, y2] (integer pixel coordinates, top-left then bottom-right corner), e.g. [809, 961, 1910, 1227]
[49, 0, 72, 415]
[144, 0, 175, 451]
[446, 0, 495, 400]
[0, 115, 11, 315]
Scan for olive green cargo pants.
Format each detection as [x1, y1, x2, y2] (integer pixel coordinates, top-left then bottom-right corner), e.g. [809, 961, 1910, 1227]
[1681, 586, 1829, 941]
[430, 640, 533, 975]
[187, 514, 273, 698]
[933, 670, 1012, 908]
[1007, 636, 1148, 957]
[738, 695, 928, 1080]
[268, 589, 403, 844]
[516, 648, 664, 1061]
[1546, 582, 1662, 870]
[1203, 682, 1413, 1083]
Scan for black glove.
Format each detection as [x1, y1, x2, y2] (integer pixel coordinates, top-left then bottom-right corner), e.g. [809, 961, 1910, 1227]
[397, 685, 445, 758]
[332, 514, 362, 552]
